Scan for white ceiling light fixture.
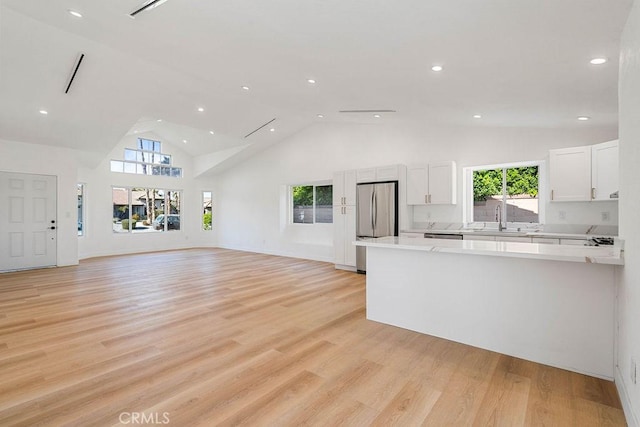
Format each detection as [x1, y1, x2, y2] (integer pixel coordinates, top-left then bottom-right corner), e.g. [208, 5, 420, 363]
[317, 114, 324, 118]
[373, 114, 381, 118]
[577, 116, 591, 121]
[473, 114, 482, 119]
[241, 86, 250, 91]
[431, 65, 444, 72]
[270, 128, 275, 132]
[590, 58, 608, 65]
[182, 139, 187, 143]
[129, 0, 170, 18]
[197, 107, 204, 112]
[68, 10, 83, 18]
[39, 110, 48, 115]
[209, 130, 215, 135]
[156, 119, 162, 122]
[307, 79, 316, 84]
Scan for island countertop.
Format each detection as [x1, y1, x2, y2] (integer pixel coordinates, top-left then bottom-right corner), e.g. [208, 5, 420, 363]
[354, 236, 624, 265]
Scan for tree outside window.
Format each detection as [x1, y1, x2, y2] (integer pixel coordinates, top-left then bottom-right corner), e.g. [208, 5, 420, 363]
[292, 184, 333, 224]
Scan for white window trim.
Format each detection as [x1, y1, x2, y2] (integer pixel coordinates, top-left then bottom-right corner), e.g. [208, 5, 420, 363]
[289, 180, 333, 226]
[462, 160, 546, 228]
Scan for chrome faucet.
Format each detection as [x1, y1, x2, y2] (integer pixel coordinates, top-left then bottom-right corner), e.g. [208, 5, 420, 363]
[495, 205, 505, 231]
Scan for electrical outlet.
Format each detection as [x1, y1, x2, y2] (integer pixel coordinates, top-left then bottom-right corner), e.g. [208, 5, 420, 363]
[632, 358, 637, 385]
[558, 211, 566, 220]
[601, 211, 610, 222]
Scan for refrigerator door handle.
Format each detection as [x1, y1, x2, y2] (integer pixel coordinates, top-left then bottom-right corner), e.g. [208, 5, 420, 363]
[372, 190, 377, 231]
[370, 190, 375, 232]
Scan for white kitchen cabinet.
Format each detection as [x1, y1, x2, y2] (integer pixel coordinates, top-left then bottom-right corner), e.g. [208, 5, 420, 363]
[591, 140, 619, 201]
[356, 165, 401, 183]
[334, 205, 356, 268]
[333, 170, 357, 206]
[549, 146, 592, 202]
[406, 161, 456, 205]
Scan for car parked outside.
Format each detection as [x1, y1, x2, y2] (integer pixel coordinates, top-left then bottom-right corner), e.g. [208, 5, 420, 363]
[153, 214, 180, 230]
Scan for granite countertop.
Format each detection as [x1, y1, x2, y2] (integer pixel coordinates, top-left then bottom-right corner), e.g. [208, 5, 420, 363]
[355, 236, 624, 265]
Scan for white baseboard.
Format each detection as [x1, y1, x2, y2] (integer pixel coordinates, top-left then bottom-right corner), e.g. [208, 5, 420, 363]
[216, 243, 334, 264]
[616, 365, 639, 427]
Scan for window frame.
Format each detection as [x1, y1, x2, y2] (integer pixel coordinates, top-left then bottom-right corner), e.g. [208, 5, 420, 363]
[112, 186, 182, 234]
[77, 183, 85, 237]
[462, 160, 546, 228]
[290, 181, 333, 225]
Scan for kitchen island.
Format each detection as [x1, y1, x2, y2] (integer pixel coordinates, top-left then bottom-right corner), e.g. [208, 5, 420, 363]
[355, 236, 623, 379]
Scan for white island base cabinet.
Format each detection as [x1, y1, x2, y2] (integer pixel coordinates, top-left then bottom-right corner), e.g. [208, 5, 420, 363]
[365, 246, 615, 379]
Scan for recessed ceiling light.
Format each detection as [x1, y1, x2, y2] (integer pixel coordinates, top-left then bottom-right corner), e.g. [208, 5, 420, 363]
[241, 86, 250, 91]
[307, 79, 316, 84]
[68, 10, 83, 18]
[39, 110, 48, 115]
[431, 65, 443, 72]
[473, 114, 482, 119]
[269, 128, 275, 132]
[373, 114, 381, 118]
[590, 58, 608, 65]
[134, 130, 140, 134]
[157, 119, 162, 122]
[197, 107, 204, 112]
[209, 130, 215, 135]
[317, 114, 324, 118]
[577, 116, 591, 121]
[182, 139, 188, 143]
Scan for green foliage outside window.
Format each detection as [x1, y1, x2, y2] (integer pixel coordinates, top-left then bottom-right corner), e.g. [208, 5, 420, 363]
[473, 167, 538, 201]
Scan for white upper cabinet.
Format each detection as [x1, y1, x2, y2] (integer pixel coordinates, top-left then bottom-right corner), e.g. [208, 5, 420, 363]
[333, 170, 357, 206]
[549, 140, 619, 202]
[549, 146, 592, 201]
[406, 161, 456, 205]
[591, 140, 619, 201]
[356, 165, 401, 183]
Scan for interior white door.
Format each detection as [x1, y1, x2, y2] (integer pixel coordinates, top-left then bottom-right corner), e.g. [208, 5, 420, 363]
[0, 172, 57, 271]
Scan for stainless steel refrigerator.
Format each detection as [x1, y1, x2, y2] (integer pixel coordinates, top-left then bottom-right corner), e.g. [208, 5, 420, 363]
[356, 181, 398, 273]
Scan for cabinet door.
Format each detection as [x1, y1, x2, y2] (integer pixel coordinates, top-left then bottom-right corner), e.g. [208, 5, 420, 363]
[356, 168, 377, 183]
[376, 165, 399, 181]
[406, 166, 428, 205]
[333, 206, 346, 264]
[495, 236, 531, 243]
[463, 235, 496, 241]
[333, 170, 357, 206]
[344, 205, 357, 267]
[549, 146, 592, 202]
[591, 140, 619, 201]
[333, 205, 357, 267]
[428, 161, 456, 204]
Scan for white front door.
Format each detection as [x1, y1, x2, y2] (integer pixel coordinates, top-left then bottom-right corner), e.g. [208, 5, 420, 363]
[0, 172, 57, 271]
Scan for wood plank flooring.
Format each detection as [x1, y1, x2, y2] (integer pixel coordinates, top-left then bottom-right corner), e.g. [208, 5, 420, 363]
[0, 248, 626, 426]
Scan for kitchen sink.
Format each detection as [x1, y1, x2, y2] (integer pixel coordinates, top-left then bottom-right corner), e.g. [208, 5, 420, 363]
[463, 229, 530, 237]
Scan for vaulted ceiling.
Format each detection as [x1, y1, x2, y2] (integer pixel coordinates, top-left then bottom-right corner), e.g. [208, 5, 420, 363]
[0, 0, 633, 173]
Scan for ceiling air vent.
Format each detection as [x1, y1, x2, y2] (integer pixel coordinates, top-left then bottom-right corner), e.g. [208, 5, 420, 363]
[130, 0, 170, 18]
[244, 118, 276, 139]
[64, 53, 85, 94]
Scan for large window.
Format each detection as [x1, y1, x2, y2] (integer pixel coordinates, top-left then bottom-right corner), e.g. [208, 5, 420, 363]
[112, 187, 181, 233]
[110, 138, 183, 177]
[466, 161, 543, 226]
[292, 184, 333, 224]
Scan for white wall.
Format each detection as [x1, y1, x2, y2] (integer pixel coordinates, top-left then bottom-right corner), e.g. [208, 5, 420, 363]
[215, 121, 617, 261]
[77, 132, 217, 259]
[616, 1, 640, 424]
[1, 134, 218, 263]
[0, 138, 79, 266]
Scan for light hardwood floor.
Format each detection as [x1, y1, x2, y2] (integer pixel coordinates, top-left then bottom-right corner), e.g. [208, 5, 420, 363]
[0, 248, 626, 426]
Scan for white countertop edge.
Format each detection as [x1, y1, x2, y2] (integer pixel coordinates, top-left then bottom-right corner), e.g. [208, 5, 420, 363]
[354, 237, 624, 265]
